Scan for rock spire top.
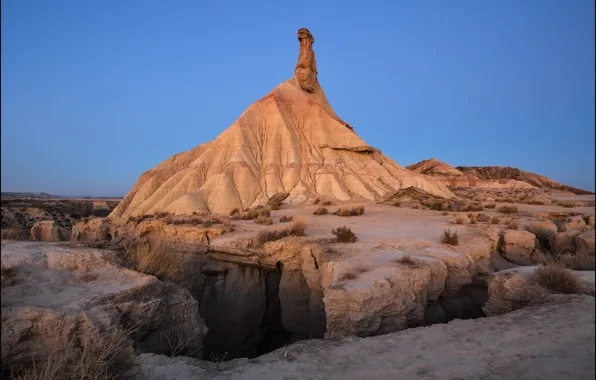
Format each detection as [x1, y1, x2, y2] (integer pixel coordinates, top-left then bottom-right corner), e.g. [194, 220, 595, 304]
[294, 28, 319, 93]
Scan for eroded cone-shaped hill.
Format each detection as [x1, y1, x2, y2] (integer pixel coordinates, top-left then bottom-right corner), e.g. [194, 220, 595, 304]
[111, 29, 454, 217]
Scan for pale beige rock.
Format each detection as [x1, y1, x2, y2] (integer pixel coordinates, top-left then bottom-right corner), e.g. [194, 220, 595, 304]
[0, 241, 207, 373]
[499, 230, 536, 265]
[30, 220, 70, 241]
[576, 231, 595, 255]
[482, 266, 595, 317]
[563, 216, 589, 232]
[109, 29, 454, 217]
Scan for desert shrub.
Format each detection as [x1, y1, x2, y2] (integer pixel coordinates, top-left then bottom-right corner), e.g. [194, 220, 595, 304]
[279, 215, 293, 223]
[167, 216, 203, 226]
[313, 198, 321, 205]
[498, 205, 518, 214]
[255, 215, 273, 225]
[464, 202, 484, 212]
[124, 241, 182, 281]
[290, 217, 307, 236]
[455, 214, 467, 224]
[534, 265, 585, 294]
[484, 203, 496, 209]
[424, 198, 448, 211]
[411, 203, 422, 209]
[321, 200, 333, 206]
[255, 217, 306, 244]
[11, 327, 134, 380]
[338, 271, 358, 281]
[392, 201, 401, 207]
[506, 220, 519, 230]
[556, 253, 596, 271]
[336, 205, 365, 217]
[441, 229, 459, 245]
[441, 211, 449, 216]
[1, 262, 17, 286]
[503, 197, 517, 203]
[313, 207, 328, 215]
[332, 226, 358, 243]
[156, 211, 170, 218]
[230, 208, 240, 216]
[491, 216, 501, 224]
[394, 255, 420, 269]
[467, 213, 478, 224]
[557, 200, 579, 208]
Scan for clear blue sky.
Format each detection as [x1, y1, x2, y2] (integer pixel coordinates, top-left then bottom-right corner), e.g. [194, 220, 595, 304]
[2, 0, 594, 196]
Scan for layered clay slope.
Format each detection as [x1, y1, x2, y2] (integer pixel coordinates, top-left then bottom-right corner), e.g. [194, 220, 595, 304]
[407, 158, 534, 189]
[111, 29, 453, 217]
[457, 166, 593, 194]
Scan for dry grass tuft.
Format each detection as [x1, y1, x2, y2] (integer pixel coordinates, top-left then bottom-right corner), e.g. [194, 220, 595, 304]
[557, 200, 579, 208]
[392, 201, 401, 207]
[338, 271, 358, 282]
[534, 264, 585, 294]
[313, 206, 329, 215]
[1, 262, 17, 286]
[124, 241, 182, 281]
[255, 215, 273, 225]
[255, 217, 306, 245]
[279, 215, 293, 223]
[11, 327, 135, 380]
[332, 226, 358, 243]
[498, 205, 519, 214]
[336, 205, 365, 217]
[229, 208, 240, 217]
[441, 229, 459, 245]
[484, 203, 496, 209]
[464, 202, 484, 212]
[491, 216, 501, 224]
[321, 200, 334, 206]
[394, 255, 421, 268]
[313, 198, 321, 205]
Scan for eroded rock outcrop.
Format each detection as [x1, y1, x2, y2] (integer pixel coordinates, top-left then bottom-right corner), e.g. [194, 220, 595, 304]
[0, 241, 207, 373]
[499, 230, 536, 265]
[30, 220, 70, 241]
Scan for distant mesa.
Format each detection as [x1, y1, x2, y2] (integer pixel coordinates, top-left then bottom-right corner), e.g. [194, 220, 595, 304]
[110, 28, 454, 217]
[407, 158, 593, 194]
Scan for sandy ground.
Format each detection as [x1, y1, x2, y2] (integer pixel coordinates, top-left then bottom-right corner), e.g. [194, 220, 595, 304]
[137, 294, 595, 380]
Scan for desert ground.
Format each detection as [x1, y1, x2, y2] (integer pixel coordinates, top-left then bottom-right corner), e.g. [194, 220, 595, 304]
[2, 190, 595, 379]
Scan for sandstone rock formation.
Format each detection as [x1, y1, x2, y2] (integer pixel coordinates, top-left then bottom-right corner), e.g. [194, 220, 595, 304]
[1, 241, 207, 373]
[457, 165, 593, 194]
[407, 158, 535, 189]
[499, 230, 536, 265]
[482, 266, 595, 316]
[408, 158, 593, 193]
[110, 29, 453, 217]
[30, 220, 70, 241]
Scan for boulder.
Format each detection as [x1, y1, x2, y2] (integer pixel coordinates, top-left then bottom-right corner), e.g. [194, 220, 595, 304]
[562, 216, 589, 232]
[30, 220, 70, 242]
[548, 232, 580, 254]
[576, 231, 595, 255]
[476, 213, 490, 222]
[0, 241, 207, 374]
[585, 216, 595, 229]
[482, 266, 595, 317]
[499, 230, 536, 265]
